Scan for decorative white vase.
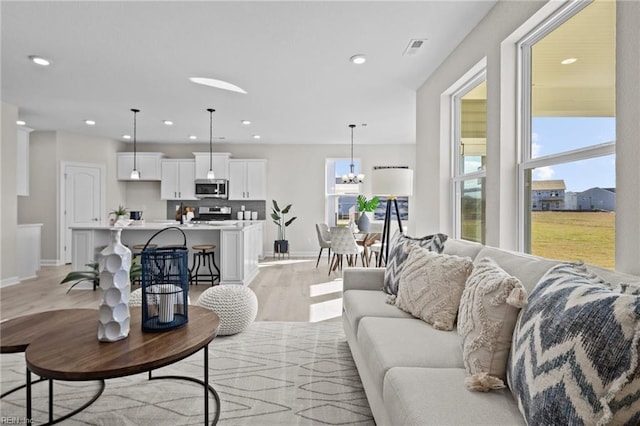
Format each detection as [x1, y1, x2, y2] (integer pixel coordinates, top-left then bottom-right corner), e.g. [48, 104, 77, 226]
[97, 228, 132, 342]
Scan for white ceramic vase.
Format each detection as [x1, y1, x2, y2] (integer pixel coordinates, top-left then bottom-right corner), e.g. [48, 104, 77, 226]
[98, 228, 132, 342]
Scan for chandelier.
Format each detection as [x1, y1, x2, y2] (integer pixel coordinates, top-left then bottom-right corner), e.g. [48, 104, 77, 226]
[342, 124, 364, 183]
[130, 108, 140, 180]
[206, 108, 215, 180]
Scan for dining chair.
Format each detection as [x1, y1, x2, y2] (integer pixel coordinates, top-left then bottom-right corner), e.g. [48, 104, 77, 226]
[328, 226, 364, 275]
[315, 223, 332, 268]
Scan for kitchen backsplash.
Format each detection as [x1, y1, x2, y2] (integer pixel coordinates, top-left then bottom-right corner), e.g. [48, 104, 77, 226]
[166, 200, 267, 221]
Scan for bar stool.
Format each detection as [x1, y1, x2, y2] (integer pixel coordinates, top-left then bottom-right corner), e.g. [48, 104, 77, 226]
[131, 243, 157, 286]
[190, 244, 220, 286]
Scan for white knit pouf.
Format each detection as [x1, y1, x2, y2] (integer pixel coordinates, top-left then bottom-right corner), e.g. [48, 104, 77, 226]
[129, 287, 191, 307]
[196, 285, 258, 336]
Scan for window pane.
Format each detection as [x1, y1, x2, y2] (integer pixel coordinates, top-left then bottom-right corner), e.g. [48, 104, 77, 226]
[530, 0, 615, 158]
[460, 178, 485, 243]
[524, 155, 615, 269]
[460, 81, 486, 174]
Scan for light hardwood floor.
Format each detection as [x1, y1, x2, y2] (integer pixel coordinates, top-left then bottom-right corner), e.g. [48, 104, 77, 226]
[0, 255, 346, 322]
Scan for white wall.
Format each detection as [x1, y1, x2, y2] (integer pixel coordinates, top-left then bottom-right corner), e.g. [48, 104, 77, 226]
[129, 142, 416, 255]
[1, 102, 18, 284]
[415, 0, 640, 274]
[16, 130, 126, 263]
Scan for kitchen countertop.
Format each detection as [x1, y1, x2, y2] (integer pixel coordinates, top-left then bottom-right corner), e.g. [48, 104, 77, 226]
[70, 220, 264, 231]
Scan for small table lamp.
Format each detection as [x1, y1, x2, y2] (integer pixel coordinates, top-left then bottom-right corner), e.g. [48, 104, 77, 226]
[372, 168, 413, 267]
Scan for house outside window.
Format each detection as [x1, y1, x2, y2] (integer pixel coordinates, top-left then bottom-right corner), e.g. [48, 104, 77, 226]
[326, 159, 360, 226]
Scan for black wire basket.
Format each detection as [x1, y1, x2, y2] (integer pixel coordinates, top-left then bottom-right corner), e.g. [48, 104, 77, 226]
[140, 227, 189, 332]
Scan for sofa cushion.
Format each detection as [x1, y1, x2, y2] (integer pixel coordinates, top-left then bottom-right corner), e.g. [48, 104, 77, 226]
[508, 263, 640, 425]
[343, 289, 414, 338]
[383, 231, 447, 295]
[458, 257, 527, 391]
[442, 238, 484, 260]
[383, 367, 525, 426]
[357, 317, 463, 392]
[395, 246, 473, 331]
[474, 246, 560, 294]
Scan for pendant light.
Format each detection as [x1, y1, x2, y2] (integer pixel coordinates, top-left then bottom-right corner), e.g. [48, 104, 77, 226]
[206, 108, 216, 180]
[342, 124, 364, 183]
[130, 108, 140, 180]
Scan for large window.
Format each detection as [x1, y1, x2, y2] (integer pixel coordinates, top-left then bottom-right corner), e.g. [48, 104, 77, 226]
[325, 159, 360, 226]
[452, 73, 486, 243]
[519, 0, 616, 268]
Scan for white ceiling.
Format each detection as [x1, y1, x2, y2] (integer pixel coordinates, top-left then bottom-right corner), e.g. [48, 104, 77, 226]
[1, 1, 496, 145]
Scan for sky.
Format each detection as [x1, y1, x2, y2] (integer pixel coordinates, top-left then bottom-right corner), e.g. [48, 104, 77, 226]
[531, 117, 615, 192]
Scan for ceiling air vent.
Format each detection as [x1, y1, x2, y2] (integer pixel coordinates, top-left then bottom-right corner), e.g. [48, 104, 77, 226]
[403, 39, 427, 56]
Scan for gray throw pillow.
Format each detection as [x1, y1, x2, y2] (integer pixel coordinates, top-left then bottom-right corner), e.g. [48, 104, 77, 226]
[383, 231, 447, 295]
[508, 263, 640, 425]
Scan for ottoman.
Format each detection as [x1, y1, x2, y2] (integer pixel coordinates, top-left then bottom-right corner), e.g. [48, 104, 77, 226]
[196, 285, 258, 335]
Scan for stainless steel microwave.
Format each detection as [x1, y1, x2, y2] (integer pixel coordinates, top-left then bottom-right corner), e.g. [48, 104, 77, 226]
[195, 179, 228, 199]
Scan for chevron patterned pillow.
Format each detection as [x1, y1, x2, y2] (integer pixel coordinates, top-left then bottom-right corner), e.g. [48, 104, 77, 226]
[507, 263, 640, 425]
[382, 231, 448, 295]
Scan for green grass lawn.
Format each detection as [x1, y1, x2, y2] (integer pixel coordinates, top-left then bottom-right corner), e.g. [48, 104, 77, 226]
[531, 211, 615, 269]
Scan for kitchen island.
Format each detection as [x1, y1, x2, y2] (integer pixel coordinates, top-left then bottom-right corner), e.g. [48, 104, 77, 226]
[70, 221, 263, 287]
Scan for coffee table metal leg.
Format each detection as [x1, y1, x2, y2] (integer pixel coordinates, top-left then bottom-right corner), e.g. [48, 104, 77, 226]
[148, 345, 220, 425]
[26, 368, 32, 422]
[49, 379, 53, 423]
[205, 345, 209, 425]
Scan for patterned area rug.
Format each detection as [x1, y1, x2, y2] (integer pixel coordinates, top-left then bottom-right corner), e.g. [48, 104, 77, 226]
[1, 322, 374, 425]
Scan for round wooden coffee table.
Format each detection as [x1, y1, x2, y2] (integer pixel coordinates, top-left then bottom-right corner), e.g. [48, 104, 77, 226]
[21, 306, 220, 425]
[0, 309, 106, 424]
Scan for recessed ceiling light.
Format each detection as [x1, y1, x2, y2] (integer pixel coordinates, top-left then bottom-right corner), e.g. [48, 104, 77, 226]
[189, 135, 197, 140]
[350, 54, 366, 65]
[122, 135, 131, 140]
[189, 77, 247, 94]
[163, 120, 173, 126]
[241, 120, 251, 125]
[561, 57, 577, 65]
[85, 120, 96, 126]
[253, 135, 261, 139]
[16, 120, 26, 126]
[28, 55, 51, 66]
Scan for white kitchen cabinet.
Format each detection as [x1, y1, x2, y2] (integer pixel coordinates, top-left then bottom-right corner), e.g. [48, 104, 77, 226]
[161, 159, 196, 200]
[117, 152, 164, 181]
[17, 224, 42, 280]
[228, 160, 267, 200]
[220, 224, 260, 285]
[193, 152, 231, 180]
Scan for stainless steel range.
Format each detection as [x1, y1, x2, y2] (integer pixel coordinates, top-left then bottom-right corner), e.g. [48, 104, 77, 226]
[191, 206, 232, 223]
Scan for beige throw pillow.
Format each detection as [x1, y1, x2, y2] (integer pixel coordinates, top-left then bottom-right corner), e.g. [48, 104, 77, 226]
[458, 257, 527, 392]
[395, 245, 473, 331]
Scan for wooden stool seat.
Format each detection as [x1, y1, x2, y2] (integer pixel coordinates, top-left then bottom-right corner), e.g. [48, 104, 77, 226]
[190, 244, 220, 286]
[192, 244, 216, 251]
[132, 243, 157, 250]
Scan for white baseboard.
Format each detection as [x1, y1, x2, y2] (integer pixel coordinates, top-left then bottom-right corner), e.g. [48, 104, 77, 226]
[0, 276, 20, 288]
[41, 259, 64, 266]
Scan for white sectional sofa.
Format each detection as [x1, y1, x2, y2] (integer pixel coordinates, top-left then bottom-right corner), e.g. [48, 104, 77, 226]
[342, 238, 640, 426]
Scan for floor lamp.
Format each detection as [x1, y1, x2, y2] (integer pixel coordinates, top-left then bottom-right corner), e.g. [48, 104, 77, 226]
[372, 168, 414, 267]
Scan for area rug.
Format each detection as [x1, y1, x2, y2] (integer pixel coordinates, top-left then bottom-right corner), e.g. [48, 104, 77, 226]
[0, 321, 374, 425]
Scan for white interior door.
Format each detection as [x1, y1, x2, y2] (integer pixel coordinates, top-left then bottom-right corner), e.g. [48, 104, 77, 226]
[62, 163, 105, 264]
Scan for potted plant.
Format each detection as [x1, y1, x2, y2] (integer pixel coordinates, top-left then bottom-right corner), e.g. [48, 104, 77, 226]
[271, 200, 297, 254]
[110, 205, 129, 224]
[60, 257, 142, 293]
[356, 195, 379, 232]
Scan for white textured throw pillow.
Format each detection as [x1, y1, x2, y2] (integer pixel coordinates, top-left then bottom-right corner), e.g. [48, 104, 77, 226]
[395, 245, 473, 331]
[457, 257, 527, 392]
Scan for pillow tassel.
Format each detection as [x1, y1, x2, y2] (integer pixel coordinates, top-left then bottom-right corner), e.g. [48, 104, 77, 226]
[465, 372, 505, 392]
[506, 286, 527, 308]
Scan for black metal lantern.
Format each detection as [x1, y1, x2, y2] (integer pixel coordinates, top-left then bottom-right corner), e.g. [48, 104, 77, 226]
[140, 227, 189, 332]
